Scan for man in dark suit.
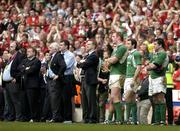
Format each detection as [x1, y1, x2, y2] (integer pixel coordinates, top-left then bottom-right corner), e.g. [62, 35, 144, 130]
[79, 40, 99, 123]
[47, 42, 66, 122]
[18, 47, 41, 122]
[2, 41, 25, 121]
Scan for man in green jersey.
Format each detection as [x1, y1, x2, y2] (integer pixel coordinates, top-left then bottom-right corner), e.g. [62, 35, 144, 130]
[124, 39, 142, 124]
[105, 32, 128, 124]
[146, 38, 169, 125]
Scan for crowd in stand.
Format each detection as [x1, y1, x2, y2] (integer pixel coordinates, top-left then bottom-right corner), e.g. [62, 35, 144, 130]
[0, 0, 180, 125]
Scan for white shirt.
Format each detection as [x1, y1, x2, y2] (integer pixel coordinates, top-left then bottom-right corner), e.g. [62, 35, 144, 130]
[47, 53, 56, 78]
[2, 61, 13, 82]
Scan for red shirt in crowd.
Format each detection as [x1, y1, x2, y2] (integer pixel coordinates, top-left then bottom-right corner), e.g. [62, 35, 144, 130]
[173, 68, 180, 90]
[173, 23, 180, 38]
[26, 16, 39, 27]
[165, 39, 175, 50]
[158, 12, 167, 24]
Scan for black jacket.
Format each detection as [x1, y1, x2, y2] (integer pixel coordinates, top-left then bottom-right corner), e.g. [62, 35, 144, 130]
[50, 52, 66, 84]
[10, 51, 25, 83]
[137, 77, 149, 101]
[79, 51, 99, 85]
[18, 57, 41, 89]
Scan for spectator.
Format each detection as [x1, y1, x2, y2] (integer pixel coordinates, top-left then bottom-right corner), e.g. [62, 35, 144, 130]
[18, 47, 41, 122]
[59, 40, 76, 123]
[137, 76, 151, 125]
[173, 55, 180, 90]
[79, 40, 99, 123]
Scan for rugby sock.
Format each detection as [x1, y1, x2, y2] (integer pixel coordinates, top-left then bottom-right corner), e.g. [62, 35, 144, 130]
[108, 111, 113, 121]
[114, 109, 117, 120]
[113, 102, 123, 122]
[125, 102, 131, 122]
[159, 103, 166, 123]
[154, 104, 160, 124]
[131, 102, 137, 124]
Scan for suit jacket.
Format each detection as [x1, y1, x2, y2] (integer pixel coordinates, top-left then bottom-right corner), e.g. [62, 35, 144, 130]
[50, 52, 66, 85]
[39, 73, 47, 89]
[18, 57, 41, 89]
[79, 51, 99, 85]
[10, 51, 25, 83]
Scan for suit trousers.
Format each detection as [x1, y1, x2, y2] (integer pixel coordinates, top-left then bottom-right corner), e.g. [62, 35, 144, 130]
[4, 82, 23, 121]
[26, 88, 40, 121]
[165, 88, 173, 124]
[41, 86, 52, 121]
[81, 79, 97, 123]
[48, 80, 64, 122]
[0, 87, 4, 120]
[63, 75, 75, 121]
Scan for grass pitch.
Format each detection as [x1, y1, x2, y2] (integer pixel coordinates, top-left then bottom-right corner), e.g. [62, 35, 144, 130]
[0, 122, 179, 131]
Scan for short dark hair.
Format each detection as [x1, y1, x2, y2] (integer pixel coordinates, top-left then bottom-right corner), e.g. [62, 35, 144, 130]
[154, 38, 165, 49]
[61, 40, 70, 50]
[128, 39, 137, 49]
[27, 47, 37, 56]
[22, 33, 28, 39]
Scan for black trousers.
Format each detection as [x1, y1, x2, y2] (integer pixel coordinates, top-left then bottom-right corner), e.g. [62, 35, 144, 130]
[81, 80, 97, 123]
[63, 75, 75, 121]
[39, 88, 46, 119]
[48, 80, 64, 122]
[0, 87, 4, 120]
[21, 90, 30, 121]
[165, 88, 173, 124]
[4, 83, 23, 121]
[41, 87, 52, 121]
[26, 88, 40, 121]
